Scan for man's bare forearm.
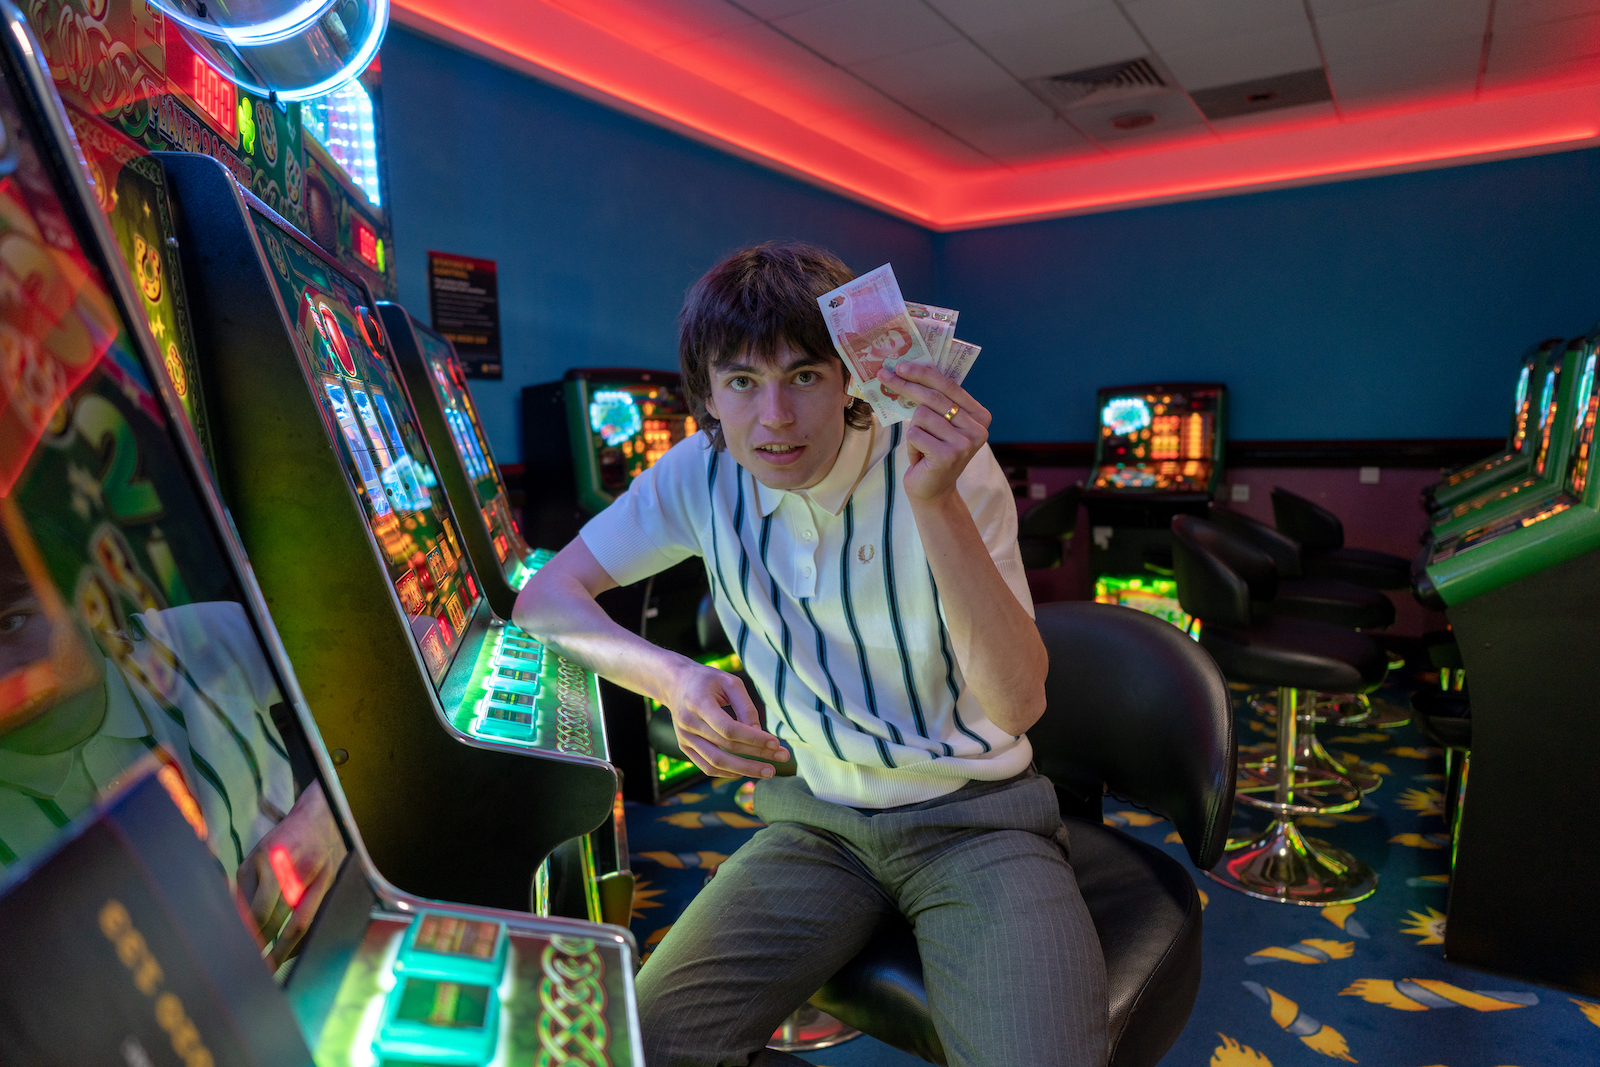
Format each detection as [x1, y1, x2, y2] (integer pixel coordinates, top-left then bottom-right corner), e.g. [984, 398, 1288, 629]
[511, 548, 687, 706]
[910, 492, 1048, 735]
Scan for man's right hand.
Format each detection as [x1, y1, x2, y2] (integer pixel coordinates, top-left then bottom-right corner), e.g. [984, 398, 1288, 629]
[663, 660, 789, 778]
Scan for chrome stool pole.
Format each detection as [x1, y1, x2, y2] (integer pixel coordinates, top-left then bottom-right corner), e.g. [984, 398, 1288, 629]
[1213, 687, 1379, 905]
[769, 1005, 860, 1052]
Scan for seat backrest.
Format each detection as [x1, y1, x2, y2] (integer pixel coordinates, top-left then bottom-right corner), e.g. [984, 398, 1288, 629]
[1271, 486, 1344, 551]
[1018, 483, 1082, 539]
[1171, 515, 1276, 627]
[1031, 601, 1235, 870]
[1209, 504, 1302, 578]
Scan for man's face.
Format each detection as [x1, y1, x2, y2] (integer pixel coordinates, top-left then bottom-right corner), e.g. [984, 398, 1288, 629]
[704, 342, 851, 491]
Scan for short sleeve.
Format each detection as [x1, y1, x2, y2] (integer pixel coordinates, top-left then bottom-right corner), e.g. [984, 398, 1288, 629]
[956, 444, 1034, 619]
[580, 435, 710, 587]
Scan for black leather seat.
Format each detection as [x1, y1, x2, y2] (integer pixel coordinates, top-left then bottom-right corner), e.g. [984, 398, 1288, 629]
[810, 602, 1235, 1067]
[1271, 487, 1410, 590]
[1172, 516, 1384, 904]
[1018, 484, 1082, 570]
[1209, 506, 1395, 630]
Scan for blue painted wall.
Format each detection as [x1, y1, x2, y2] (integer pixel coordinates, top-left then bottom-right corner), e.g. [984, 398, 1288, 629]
[381, 26, 1600, 451]
[379, 26, 934, 462]
[936, 148, 1600, 443]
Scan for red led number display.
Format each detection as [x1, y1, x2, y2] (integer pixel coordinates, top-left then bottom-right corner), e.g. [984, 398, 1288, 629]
[189, 56, 237, 138]
[353, 218, 379, 270]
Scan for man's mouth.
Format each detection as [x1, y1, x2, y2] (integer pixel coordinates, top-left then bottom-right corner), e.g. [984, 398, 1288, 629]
[757, 444, 802, 453]
[754, 443, 806, 464]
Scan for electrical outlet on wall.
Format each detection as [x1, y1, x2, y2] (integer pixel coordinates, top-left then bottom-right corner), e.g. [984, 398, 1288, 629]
[1029, 483, 1048, 499]
[1230, 484, 1250, 502]
[1359, 467, 1381, 484]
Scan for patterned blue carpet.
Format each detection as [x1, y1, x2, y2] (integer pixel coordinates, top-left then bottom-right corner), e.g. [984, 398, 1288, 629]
[624, 664, 1600, 1066]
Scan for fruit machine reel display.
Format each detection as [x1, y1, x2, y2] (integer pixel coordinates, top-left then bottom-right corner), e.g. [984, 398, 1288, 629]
[1428, 338, 1584, 539]
[156, 151, 626, 919]
[524, 370, 724, 802]
[1083, 383, 1227, 628]
[377, 302, 544, 614]
[1410, 326, 1600, 995]
[1425, 340, 1560, 512]
[0, 15, 643, 1065]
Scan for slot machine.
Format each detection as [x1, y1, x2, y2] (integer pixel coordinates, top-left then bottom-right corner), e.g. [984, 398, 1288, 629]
[1428, 338, 1584, 538]
[0, 9, 641, 1063]
[1083, 382, 1227, 627]
[154, 151, 628, 921]
[1426, 340, 1560, 511]
[523, 370, 722, 802]
[376, 303, 544, 616]
[1410, 326, 1600, 995]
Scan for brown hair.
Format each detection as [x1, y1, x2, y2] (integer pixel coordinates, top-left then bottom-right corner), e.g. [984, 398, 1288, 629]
[679, 242, 872, 450]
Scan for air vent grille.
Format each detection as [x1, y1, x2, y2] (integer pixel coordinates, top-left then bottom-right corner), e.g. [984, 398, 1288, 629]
[1046, 58, 1165, 106]
[1027, 56, 1175, 114]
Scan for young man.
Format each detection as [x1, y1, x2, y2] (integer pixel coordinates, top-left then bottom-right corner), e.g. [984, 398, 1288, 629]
[516, 244, 1107, 1066]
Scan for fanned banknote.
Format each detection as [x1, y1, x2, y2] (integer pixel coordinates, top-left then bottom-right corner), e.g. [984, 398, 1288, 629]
[941, 338, 981, 385]
[905, 301, 958, 367]
[818, 263, 935, 425]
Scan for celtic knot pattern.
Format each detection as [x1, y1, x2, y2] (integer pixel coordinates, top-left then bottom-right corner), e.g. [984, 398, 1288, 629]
[554, 659, 595, 757]
[536, 935, 609, 1067]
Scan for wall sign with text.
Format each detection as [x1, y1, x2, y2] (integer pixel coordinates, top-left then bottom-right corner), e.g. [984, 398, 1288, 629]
[427, 251, 502, 379]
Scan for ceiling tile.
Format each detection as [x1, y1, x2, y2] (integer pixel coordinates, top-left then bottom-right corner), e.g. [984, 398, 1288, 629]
[847, 38, 1020, 105]
[1494, 0, 1600, 29]
[1159, 23, 1323, 89]
[1485, 15, 1600, 83]
[772, 0, 962, 67]
[1209, 99, 1338, 134]
[657, 21, 836, 94]
[1061, 88, 1214, 146]
[923, 83, 1059, 129]
[735, 0, 833, 17]
[1121, 0, 1308, 53]
[1327, 34, 1484, 103]
[926, 0, 1112, 38]
[953, 114, 1098, 161]
[1314, 0, 1491, 58]
[1190, 68, 1332, 120]
[964, 4, 1147, 79]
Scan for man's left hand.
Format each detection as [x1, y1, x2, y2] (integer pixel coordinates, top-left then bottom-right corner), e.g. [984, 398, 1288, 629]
[878, 362, 991, 502]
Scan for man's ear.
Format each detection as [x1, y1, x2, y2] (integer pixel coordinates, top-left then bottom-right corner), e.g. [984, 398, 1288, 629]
[703, 390, 720, 421]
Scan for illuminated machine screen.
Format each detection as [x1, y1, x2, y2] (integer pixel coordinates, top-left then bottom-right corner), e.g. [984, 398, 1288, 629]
[246, 208, 481, 684]
[413, 324, 531, 586]
[583, 377, 697, 500]
[1092, 385, 1224, 492]
[1434, 344, 1599, 562]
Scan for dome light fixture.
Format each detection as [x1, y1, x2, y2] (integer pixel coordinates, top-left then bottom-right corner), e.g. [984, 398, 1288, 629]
[149, 0, 388, 102]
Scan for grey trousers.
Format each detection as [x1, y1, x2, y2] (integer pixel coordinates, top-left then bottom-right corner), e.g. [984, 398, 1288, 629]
[635, 770, 1108, 1067]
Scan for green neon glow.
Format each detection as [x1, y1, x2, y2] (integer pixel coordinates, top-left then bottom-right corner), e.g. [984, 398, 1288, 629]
[1094, 575, 1193, 631]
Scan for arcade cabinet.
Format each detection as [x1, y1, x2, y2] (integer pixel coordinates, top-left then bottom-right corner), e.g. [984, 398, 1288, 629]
[1429, 338, 1583, 538]
[1412, 327, 1600, 995]
[1084, 383, 1227, 626]
[0, 16, 642, 1063]
[524, 370, 723, 802]
[1426, 340, 1560, 511]
[376, 302, 546, 617]
[157, 152, 629, 922]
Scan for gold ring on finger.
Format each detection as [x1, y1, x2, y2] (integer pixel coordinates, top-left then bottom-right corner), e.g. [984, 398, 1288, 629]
[943, 404, 959, 422]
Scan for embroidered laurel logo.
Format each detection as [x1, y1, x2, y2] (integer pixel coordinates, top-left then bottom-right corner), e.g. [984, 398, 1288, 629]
[858, 545, 875, 563]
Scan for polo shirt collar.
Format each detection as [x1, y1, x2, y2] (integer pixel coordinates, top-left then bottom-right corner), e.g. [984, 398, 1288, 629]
[754, 423, 877, 518]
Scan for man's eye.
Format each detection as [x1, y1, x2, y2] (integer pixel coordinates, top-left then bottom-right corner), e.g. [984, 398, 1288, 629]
[795, 370, 816, 385]
[728, 376, 752, 391]
[0, 611, 33, 635]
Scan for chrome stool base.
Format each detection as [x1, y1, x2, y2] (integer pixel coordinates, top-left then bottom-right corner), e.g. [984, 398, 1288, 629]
[770, 1005, 860, 1052]
[1236, 759, 1361, 814]
[1210, 817, 1379, 906]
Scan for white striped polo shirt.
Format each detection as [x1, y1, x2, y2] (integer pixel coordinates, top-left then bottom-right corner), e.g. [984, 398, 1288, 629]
[581, 422, 1035, 808]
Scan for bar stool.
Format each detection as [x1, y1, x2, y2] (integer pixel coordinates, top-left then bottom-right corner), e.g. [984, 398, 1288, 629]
[1188, 514, 1387, 798]
[1173, 516, 1386, 904]
[1412, 633, 1470, 864]
[1271, 487, 1412, 589]
[1211, 505, 1407, 740]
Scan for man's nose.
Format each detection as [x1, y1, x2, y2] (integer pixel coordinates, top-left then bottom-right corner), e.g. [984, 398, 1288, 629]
[759, 385, 793, 425]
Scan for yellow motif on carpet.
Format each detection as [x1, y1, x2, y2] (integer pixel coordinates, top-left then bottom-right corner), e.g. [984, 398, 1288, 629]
[1246, 939, 1355, 966]
[1397, 788, 1445, 817]
[1386, 746, 1444, 759]
[1321, 904, 1369, 939]
[1339, 978, 1538, 1011]
[1570, 999, 1600, 1028]
[630, 878, 665, 920]
[1103, 810, 1164, 828]
[1400, 907, 1446, 945]
[634, 850, 730, 870]
[1389, 833, 1450, 849]
[660, 811, 764, 828]
[1242, 982, 1357, 1061]
[1211, 1032, 1272, 1066]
